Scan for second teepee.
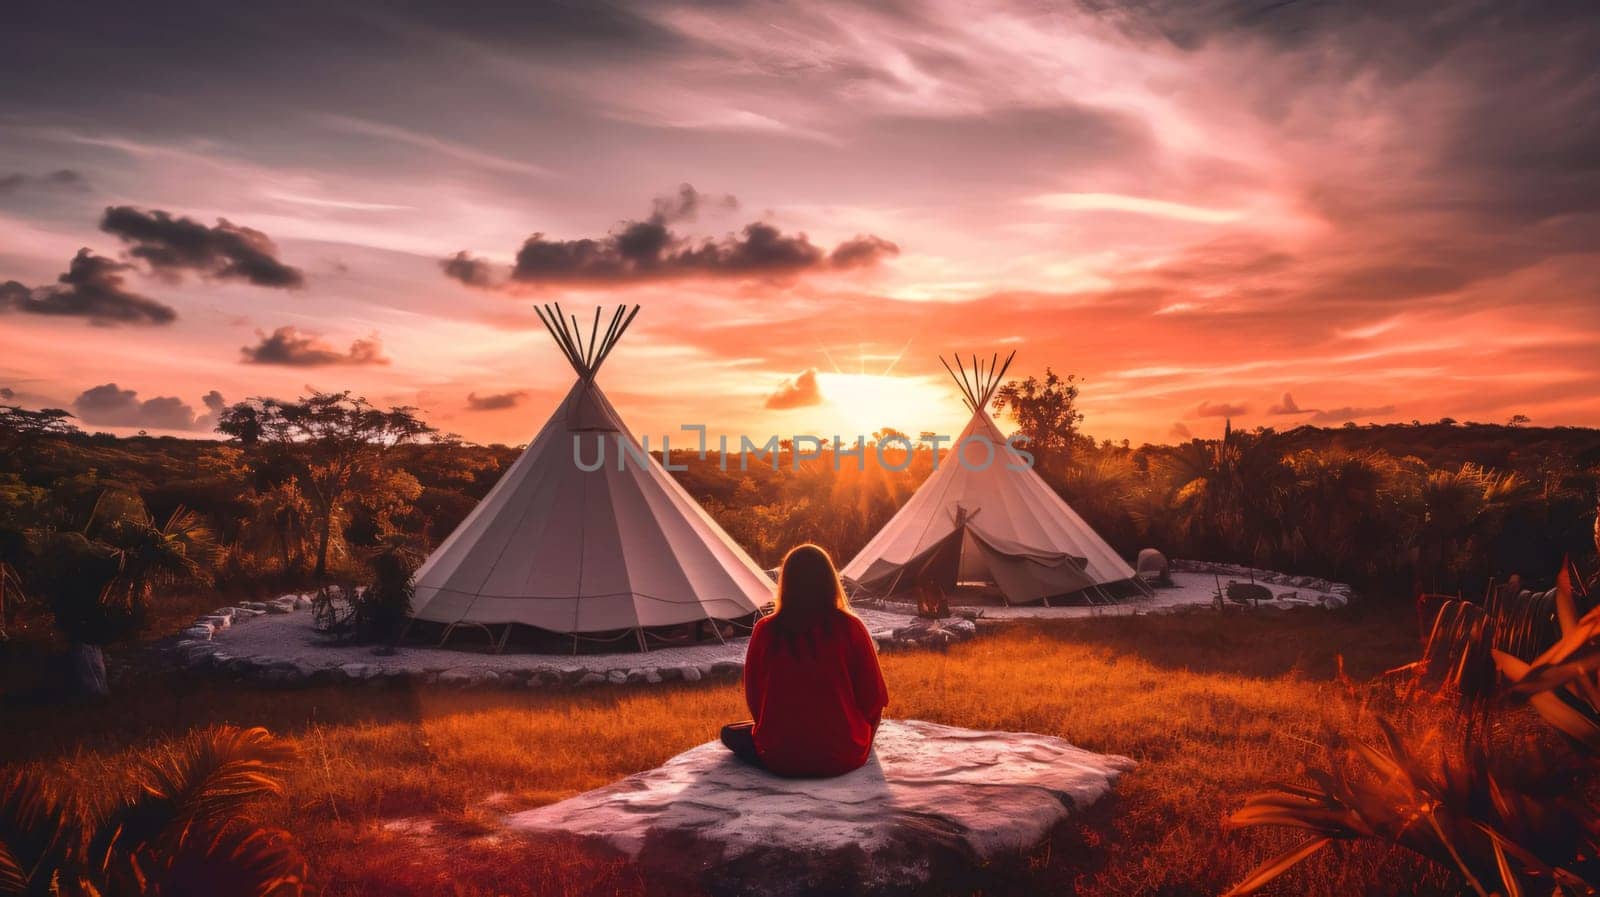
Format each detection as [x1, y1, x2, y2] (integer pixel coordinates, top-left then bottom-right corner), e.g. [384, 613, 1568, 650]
[842, 353, 1142, 605]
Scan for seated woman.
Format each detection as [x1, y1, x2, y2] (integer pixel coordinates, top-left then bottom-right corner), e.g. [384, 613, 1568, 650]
[721, 543, 889, 778]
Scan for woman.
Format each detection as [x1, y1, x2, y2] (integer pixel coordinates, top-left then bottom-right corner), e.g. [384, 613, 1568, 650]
[720, 543, 889, 777]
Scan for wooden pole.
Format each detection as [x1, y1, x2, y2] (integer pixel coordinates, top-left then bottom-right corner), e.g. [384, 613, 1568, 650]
[589, 304, 641, 377]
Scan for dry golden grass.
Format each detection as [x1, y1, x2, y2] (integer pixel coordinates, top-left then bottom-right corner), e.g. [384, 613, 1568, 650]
[1, 605, 1466, 896]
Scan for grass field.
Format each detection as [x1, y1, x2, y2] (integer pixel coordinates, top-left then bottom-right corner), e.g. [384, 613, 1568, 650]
[1, 605, 1469, 896]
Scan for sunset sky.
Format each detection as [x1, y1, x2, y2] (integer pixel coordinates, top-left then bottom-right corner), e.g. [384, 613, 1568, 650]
[3, 0, 1598, 446]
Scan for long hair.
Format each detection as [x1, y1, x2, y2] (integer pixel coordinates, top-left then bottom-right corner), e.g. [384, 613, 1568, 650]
[769, 544, 852, 655]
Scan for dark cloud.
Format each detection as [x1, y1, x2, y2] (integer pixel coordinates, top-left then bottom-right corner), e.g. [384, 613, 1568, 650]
[240, 326, 389, 366]
[0, 388, 13, 400]
[441, 251, 497, 288]
[0, 249, 177, 325]
[195, 390, 228, 430]
[1195, 400, 1248, 418]
[73, 383, 208, 431]
[830, 235, 900, 269]
[100, 206, 305, 288]
[1268, 392, 1308, 415]
[651, 183, 738, 223]
[1309, 404, 1397, 424]
[465, 390, 528, 411]
[448, 186, 898, 289]
[0, 169, 88, 195]
[1167, 422, 1193, 441]
[1268, 393, 1393, 423]
[765, 368, 823, 410]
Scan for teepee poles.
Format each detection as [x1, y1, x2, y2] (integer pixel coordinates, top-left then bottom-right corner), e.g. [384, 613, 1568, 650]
[939, 349, 1016, 412]
[534, 303, 641, 380]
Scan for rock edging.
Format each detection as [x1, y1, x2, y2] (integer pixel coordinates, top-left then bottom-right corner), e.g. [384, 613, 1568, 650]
[170, 597, 949, 689]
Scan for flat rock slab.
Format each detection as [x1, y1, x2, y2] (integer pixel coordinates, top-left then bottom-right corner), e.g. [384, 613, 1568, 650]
[505, 719, 1134, 896]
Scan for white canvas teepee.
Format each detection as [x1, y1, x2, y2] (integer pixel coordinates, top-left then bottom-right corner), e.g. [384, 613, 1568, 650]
[409, 304, 770, 645]
[842, 353, 1142, 606]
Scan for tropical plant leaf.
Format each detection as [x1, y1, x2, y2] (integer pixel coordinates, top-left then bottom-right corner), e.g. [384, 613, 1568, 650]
[119, 822, 306, 897]
[0, 768, 84, 897]
[101, 727, 295, 858]
[1494, 650, 1600, 751]
[1221, 835, 1333, 896]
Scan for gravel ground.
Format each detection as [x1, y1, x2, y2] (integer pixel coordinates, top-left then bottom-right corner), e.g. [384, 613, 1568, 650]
[173, 603, 920, 686]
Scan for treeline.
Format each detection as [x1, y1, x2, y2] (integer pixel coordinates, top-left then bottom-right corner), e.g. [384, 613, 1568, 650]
[674, 420, 1599, 595]
[3, 393, 1598, 645]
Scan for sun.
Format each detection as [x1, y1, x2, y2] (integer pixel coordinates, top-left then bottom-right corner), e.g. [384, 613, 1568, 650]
[814, 372, 958, 439]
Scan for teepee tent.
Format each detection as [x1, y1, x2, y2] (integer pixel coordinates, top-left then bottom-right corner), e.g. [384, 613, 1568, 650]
[842, 353, 1144, 606]
[409, 304, 770, 649]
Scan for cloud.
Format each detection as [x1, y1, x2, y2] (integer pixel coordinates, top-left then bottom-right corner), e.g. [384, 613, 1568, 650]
[1267, 392, 1310, 415]
[764, 368, 823, 410]
[195, 390, 227, 430]
[441, 251, 497, 288]
[99, 206, 305, 288]
[0, 169, 89, 195]
[240, 326, 389, 366]
[829, 235, 901, 269]
[0, 387, 13, 400]
[465, 390, 528, 411]
[1167, 422, 1193, 440]
[1268, 393, 1394, 423]
[447, 186, 898, 289]
[1309, 405, 1397, 424]
[1195, 400, 1248, 418]
[72, 383, 213, 431]
[650, 183, 737, 223]
[0, 249, 177, 325]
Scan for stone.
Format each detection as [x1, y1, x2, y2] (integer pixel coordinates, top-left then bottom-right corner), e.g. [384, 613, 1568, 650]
[438, 669, 476, 687]
[578, 672, 607, 687]
[644, 669, 664, 684]
[338, 663, 376, 681]
[606, 670, 628, 685]
[506, 720, 1134, 897]
[680, 666, 703, 683]
[710, 661, 743, 677]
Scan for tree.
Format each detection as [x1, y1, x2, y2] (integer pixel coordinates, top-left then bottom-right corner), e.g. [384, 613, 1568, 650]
[217, 392, 436, 577]
[993, 368, 1086, 474]
[1507, 413, 1532, 427]
[1159, 421, 1294, 564]
[0, 404, 78, 441]
[32, 505, 212, 697]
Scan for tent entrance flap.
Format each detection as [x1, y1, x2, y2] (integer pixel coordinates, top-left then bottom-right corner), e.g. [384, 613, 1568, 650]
[850, 525, 966, 598]
[963, 526, 1093, 605]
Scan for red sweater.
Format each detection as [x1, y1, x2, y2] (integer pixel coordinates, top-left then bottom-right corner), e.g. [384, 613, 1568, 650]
[743, 611, 890, 778]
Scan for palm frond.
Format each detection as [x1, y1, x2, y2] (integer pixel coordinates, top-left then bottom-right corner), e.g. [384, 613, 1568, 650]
[102, 727, 295, 857]
[0, 768, 85, 897]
